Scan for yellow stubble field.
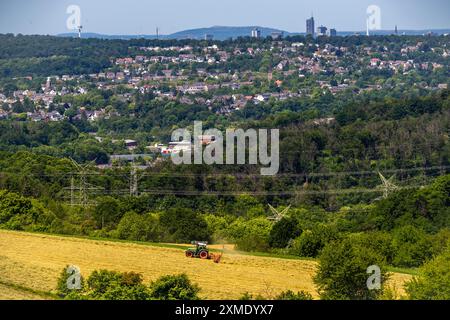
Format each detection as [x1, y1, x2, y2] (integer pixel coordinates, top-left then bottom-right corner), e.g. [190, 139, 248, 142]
[0, 230, 412, 300]
[0, 283, 48, 300]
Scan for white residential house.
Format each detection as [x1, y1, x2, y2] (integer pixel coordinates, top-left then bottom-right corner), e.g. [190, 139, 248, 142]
[160, 141, 192, 156]
[254, 94, 270, 103]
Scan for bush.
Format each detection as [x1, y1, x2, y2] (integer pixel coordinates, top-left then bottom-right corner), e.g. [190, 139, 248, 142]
[57, 267, 151, 300]
[406, 246, 450, 300]
[159, 208, 211, 243]
[236, 234, 271, 252]
[314, 238, 387, 300]
[276, 290, 313, 300]
[268, 217, 302, 248]
[335, 205, 377, 232]
[0, 190, 33, 224]
[349, 232, 395, 265]
[233, 195, 265, 217]
[239, 290, 313, 300]
[239, 292, 257, 300]
[56, 265, 84, 298]
[0, 190, 55, 231]
[115, 212, 163, 242]
[430, 228, 450, 257]
[291, 224, 339, 258]
[391, 226, 433, 268]
[228, 217, 272, 252]
[149, 274, 200, 300]
[87, 270, 124, 298]
[93, 196, 123, 229]
[56, 269, 201, 300]
[3, 213, 34, 230]
[204, 214, 233, 241]
[115, 212, 147, 241]
[371, 175, 450, 232]
[86, 269, 152, 300]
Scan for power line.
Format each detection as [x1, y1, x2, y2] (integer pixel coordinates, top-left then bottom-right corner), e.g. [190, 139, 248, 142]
[91, 185, 422, 197]
[10, 165, 450, 179]
[138, 166, 450, 178]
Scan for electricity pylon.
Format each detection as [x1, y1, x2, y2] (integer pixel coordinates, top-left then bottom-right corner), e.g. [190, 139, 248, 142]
[267, 204, 291, 222]
[70, 176, 75, 206]
[66, 158, 102, 207]
[129, 162, 143, 197]
[377, 171, 399, 199]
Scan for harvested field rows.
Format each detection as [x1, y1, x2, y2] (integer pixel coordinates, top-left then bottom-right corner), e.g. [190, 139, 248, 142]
[0, 230, 411, 299]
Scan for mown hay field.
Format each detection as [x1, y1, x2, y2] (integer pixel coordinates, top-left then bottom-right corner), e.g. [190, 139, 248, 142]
[0, 230, 412, 299]
[0, 283, 48, 300]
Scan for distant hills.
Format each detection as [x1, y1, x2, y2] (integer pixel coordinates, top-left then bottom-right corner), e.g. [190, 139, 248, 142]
[169, 26, 291, 40]
[58, 26, 291, 41]
[58, 26, 450, 40]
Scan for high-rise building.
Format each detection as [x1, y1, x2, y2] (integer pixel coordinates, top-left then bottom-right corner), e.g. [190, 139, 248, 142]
[328, 28, 337, 37]
[306, 16, 315, 36]
[251, 28, 261, 39]
[317, 25, 327, 36]
[204, 34, 214, 41]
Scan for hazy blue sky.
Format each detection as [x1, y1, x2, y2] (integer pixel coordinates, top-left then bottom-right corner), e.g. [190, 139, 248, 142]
[0, 0, 449, 35]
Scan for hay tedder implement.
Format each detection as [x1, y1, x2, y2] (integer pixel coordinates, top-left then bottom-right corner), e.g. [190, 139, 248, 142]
[185, 241, 223, 263]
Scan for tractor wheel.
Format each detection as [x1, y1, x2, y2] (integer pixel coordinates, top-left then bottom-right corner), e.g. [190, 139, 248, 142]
[199, 251, 209, 259]
[185, 251, 193, 258]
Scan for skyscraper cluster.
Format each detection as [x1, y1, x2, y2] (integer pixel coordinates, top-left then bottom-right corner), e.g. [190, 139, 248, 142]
[306, 15, 337, 37]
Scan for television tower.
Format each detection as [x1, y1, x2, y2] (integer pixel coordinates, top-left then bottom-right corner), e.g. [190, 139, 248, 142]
[78, 25, 83, 38]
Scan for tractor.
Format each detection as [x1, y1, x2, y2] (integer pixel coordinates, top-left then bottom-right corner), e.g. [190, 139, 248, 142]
[185, 241, 222, 263]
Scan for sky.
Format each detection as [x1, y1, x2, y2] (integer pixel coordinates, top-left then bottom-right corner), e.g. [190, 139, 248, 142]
[0, 0, 449, 35]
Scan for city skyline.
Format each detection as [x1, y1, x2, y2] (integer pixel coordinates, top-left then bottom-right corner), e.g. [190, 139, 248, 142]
[0, 0, 449, 36]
